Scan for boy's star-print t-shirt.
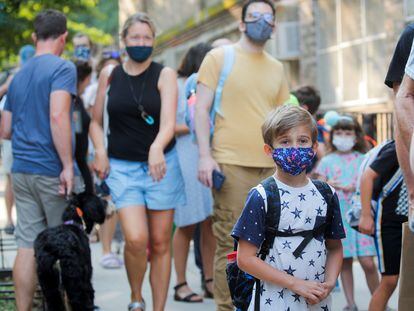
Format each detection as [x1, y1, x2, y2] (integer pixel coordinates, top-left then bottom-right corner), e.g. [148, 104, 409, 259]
[232, 177, 345, 311]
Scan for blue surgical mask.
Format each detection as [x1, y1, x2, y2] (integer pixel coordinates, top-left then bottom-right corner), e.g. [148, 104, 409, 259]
[244, 17, 273, 44]
[126, 46, 153, 63]
[272, 147, 316, 176]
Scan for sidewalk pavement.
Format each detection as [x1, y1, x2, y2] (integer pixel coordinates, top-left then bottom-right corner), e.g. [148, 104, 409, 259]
[0, 174, 399, 311]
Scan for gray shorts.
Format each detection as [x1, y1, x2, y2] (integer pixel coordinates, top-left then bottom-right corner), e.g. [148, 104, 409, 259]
[12, 173, 83, 248]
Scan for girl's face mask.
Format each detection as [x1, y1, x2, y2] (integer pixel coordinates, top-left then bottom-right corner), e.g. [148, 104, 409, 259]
[332, 134, 356, 152]
[272, 147, 316, 176]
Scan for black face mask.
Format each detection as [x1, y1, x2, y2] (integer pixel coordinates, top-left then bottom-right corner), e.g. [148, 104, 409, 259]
[126, 46, 153, 63]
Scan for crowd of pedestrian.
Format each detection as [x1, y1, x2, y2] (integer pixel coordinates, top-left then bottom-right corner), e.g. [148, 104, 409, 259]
[0, 0, 413, 311]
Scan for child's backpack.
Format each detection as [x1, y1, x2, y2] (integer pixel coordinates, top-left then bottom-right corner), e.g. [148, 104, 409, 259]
[184, 45, 235, 141]
[346, 140, 404, 232]
[226, 177, 335, 311]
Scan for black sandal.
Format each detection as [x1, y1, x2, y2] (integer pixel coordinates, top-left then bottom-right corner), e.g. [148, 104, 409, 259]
[174, 282, 203, 303]
[204, 278, 214, 299]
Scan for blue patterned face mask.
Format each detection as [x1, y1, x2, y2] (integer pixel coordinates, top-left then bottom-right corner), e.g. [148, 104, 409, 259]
[74, 45, 91, 62]
[272, 147, 316, 176]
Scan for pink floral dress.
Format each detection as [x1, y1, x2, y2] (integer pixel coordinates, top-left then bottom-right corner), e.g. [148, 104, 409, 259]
[316, 151, 376, 258]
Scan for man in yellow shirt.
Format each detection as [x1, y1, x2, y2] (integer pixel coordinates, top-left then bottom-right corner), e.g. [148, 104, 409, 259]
[195, 1, 289, 309]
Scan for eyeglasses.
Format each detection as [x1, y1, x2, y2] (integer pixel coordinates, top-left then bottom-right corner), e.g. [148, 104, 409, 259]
[245, 12, 275, 25]
[102, 50, 121, 59]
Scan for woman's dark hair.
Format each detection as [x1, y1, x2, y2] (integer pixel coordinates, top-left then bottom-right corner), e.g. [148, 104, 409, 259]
[96, 54, 121, 77]
[241, 0, 276, 21]
[329, 117, 368, 154]
[75, 61, 92, 84]
[177, 43, 212, 78]
[34, 9, 67, 40]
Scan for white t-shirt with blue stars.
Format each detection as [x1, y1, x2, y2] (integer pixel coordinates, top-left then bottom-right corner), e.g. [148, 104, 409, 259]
[232, 177, 345, 311]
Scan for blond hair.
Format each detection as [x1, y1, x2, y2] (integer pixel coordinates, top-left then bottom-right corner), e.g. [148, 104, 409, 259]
[262, 105, 318, 146]
[121, 12, 156, 39]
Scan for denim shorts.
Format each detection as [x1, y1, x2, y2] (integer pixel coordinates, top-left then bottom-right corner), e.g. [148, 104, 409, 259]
[106, 148, 186, 210]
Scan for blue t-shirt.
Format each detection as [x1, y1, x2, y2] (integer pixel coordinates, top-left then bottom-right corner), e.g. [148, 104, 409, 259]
[5, 54, 77, 177]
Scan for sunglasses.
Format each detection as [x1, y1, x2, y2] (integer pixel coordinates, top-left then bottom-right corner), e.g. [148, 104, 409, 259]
[245, 12, 275, 25]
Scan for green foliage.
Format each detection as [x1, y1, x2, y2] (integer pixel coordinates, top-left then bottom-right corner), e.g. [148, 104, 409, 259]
[0, 0, 119, 70]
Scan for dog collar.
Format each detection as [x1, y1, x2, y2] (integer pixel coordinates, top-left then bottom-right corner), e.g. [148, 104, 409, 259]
[63, 220, 84, 230]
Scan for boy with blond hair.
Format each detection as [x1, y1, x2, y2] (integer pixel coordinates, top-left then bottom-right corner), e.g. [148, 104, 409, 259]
[231, 105, 345, 310]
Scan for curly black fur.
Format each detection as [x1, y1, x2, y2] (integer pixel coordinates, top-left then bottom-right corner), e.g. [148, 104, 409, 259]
[34, 192, 107, 311]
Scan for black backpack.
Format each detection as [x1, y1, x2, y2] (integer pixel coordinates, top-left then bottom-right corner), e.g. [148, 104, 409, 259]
[226, 177, 335, 311]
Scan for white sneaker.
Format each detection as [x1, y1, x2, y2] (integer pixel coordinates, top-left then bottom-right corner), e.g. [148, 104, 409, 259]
[343, 305, 358, 311]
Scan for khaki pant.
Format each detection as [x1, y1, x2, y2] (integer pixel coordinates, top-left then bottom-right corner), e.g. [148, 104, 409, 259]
[398, 223, 414, 311]
[212, 164, 273, 311]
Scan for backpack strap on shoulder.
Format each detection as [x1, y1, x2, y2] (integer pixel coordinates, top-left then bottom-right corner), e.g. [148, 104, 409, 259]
[211, 45, 235, 120]
[311, 179, 334, 221]
[259, 176, 281, 260]
[254, 176, 280, 311]
[382, 168, 403, 198]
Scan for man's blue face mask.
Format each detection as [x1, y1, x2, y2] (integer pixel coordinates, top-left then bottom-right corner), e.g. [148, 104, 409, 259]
[244, 12, 274, 44]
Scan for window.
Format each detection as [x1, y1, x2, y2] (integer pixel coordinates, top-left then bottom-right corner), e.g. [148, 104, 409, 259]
[367, 38, 387, 99]
[317, 51, 338, 105]
[315, 0, 387, 107]
[366, 0, 385, 36]
[405, 0, 414, 20]
[341, 0, 362, 42]
[317, 0, 337, 49]
[342, 45, 363, 101]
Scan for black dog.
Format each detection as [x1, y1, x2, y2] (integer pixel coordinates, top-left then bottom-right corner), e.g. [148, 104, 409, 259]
[34, 192, 107, 311]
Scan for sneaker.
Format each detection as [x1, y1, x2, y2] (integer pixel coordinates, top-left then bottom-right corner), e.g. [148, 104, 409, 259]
[343, 305, 358, 311]
[100, 253, 123, 269]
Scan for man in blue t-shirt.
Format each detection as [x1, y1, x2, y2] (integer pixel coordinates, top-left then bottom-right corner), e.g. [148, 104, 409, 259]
[0, 9, 76, 310]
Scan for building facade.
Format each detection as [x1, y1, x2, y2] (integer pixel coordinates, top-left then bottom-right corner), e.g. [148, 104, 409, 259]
[119, 0, 414, 142]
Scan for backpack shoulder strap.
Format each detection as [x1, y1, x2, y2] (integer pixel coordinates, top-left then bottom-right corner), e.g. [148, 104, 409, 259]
[254, 176, 280, 311]
[382, 168, 403, 198]
[185, 73, 198, 98]
[259, 176, 281, 259]
[212, 45, 235, 118]
[311, 179, 334, 221]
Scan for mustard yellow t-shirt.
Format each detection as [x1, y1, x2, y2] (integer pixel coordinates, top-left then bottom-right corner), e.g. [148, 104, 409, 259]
[198, 44, 290, 168]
